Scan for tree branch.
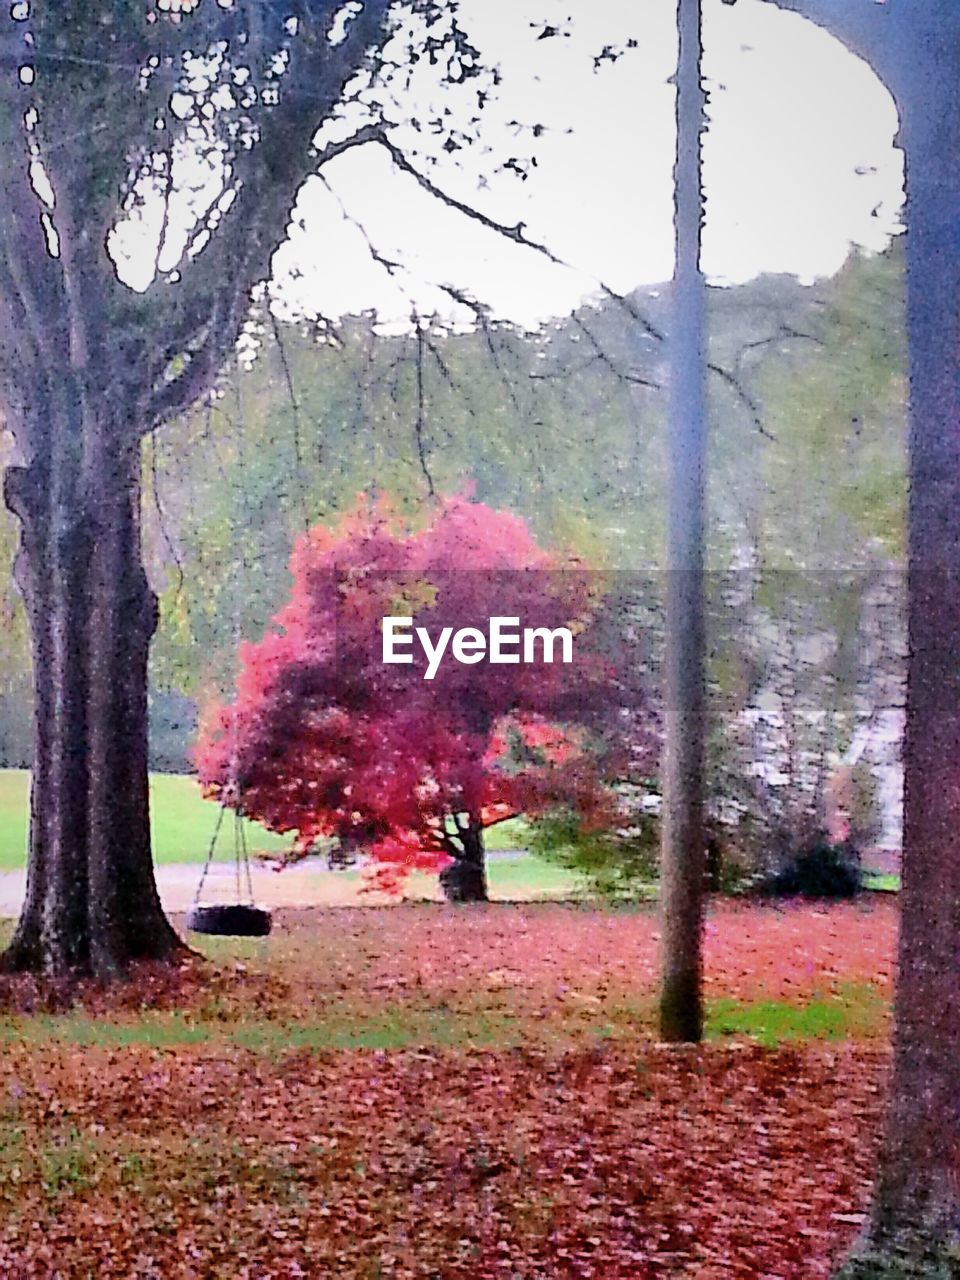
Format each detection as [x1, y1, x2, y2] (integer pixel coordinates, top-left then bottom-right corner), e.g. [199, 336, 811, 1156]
[349, 130, 779, 439]
[137, 0, 394, 431]
[707, 360, 776, 441]
[413, 321, 436, 497]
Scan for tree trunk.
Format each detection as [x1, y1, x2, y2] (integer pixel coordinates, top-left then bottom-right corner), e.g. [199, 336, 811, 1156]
[832, 7, 960, 1274]
[1, 427, 183, 980]
[439, 821, 488, 903]
[659, 0, 707, 1044]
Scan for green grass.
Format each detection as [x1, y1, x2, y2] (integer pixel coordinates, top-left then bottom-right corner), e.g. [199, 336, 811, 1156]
[0, 772, 28, 871]
[705, 985, 887, 1047]
[0, 770, 580, 902]
[485, 855, 584, 898]
[0, 770, 291, 870]
[0, 984, 887, 1056]
[0, 768, 901, 910]
[862, 870, 900, 892]
[0, 771, 548, 875]
[0, 1007, 523, 1054]
[0, 773, 537, 872]
[483, 817, 532, 851]
[147, 773, 291, 863]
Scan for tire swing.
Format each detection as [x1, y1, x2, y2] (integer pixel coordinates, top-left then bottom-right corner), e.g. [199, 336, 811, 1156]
[187, 796, 273, 938]
[186, 358, 272, 939]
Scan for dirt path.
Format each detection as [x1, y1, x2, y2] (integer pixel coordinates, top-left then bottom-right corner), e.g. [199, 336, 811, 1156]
[0, 852, 530, 917]
[0, 863, 416, 917]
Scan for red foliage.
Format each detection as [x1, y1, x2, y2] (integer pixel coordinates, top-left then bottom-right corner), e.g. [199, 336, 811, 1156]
[195, 495, 629, 885]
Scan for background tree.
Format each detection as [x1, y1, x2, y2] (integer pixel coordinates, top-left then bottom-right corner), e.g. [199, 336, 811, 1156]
[0, 228, 906, 886]
[195, 494, 625, 901]
[852, 10, 960, 1272]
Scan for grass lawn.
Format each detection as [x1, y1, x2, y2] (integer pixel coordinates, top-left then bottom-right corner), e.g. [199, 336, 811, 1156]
[0, 770, 292, 870]
[862, 870, 900, 892]
[483, 852, 581, 897]
[0, 773, 536, 870]
[483, 815, 531, 850]
[0, 899, 895, 1276]
[0, 773, 578, 899]
[0, 771, 28, 870]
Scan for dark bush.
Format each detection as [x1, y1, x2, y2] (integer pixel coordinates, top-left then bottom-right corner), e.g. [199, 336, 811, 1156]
[760, 834, 862, 900]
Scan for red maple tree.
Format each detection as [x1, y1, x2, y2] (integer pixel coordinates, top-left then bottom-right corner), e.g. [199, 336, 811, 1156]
[195, 495, 627, 899]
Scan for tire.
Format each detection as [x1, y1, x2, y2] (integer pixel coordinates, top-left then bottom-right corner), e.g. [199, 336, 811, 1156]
[185, 904, 273, 937]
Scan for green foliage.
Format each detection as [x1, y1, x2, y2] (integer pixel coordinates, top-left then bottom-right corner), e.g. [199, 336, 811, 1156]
[148, 691, 198, 774]
[529, 805, 659, 900]
[710, 249, 905, 567]
[0, 442, 31, 769]
[0, 246, 909, 786]
[147, 249, 905, 729]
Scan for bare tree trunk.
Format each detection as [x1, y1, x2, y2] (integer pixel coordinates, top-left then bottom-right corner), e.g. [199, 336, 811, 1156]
[659, 0, 707, 1043]
[439, 820, 488, 903]
[832, 7, 960, 1274]
[0, 0, 402, 984]
[1, 427, 182, 979]
[759, 5, 960, 1263]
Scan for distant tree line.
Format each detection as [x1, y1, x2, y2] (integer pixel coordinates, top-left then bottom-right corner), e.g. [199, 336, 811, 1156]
[0, 247, 905, 822]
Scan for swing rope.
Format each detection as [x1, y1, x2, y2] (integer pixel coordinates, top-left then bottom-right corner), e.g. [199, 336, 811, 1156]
[188, 353, 266, 931]
[192, 798, 226, 908]
[190, 796, 257, 910]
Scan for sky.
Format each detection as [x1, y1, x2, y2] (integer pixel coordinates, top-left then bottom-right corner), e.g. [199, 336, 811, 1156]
[113, 0, 905, 330]
[267, 0, 904, 329]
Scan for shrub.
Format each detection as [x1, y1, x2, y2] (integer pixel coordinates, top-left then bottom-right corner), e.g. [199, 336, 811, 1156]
[759, 833, 863, 900]
[529, 803, 659, 901]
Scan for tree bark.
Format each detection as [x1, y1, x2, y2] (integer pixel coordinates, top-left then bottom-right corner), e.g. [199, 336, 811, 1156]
[439, 821, 488, 903]
[659, 0, 707, 1043]
[817, 4, 960, 1274]
[0, 0, 398, 984]
[1, 427, 183, 979]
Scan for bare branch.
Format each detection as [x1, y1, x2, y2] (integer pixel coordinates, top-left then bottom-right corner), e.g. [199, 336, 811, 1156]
[267, 309, 312, 535]
[138, 0, 394, 431]
[413, 322, 436, 497]
[706, 360, 776, 441]
[313, 121, 386, 168]
[148, 429, 186, 601]
[346, 133, 780, 444]
[371, 128, 572, 273]
[572, 314, 661, 389]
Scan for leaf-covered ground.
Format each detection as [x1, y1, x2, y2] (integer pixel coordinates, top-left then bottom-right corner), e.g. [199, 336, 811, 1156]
[0, 900, 897, 1277]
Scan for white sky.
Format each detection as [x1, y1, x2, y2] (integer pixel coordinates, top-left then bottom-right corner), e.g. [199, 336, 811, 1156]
[269, 0, 904, 328]
[114, 0, 903, 328]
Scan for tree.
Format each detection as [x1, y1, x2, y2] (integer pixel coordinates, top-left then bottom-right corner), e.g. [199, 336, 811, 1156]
[659, 0, 708, 1043]
[0, 0, 478, 976]
[757, 1, 960, 1271]
[195, 494, 623, 901]
[136, 249, 903, 761]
